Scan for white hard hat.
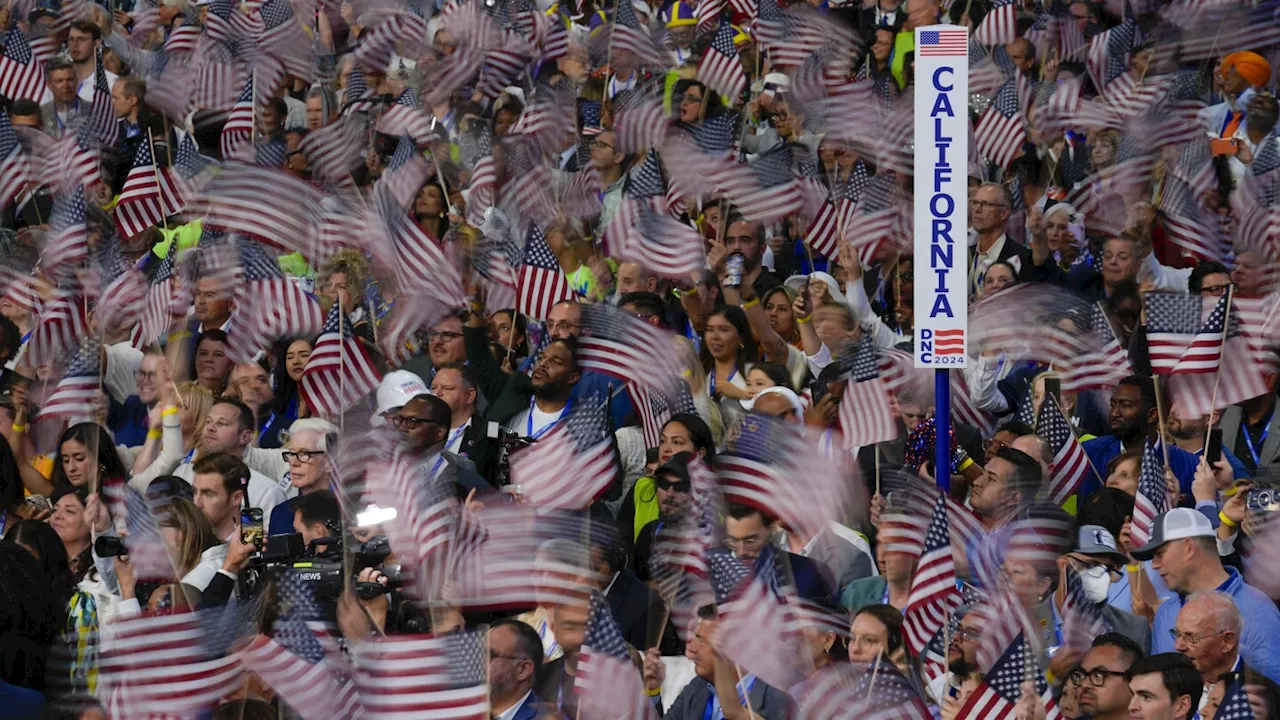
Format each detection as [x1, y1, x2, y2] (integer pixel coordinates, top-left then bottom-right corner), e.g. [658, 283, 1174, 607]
[372, 370, 429, 426]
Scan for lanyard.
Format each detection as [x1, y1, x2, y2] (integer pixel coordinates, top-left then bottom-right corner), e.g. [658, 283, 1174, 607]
[881, 583, 889, 605]
[258, 411, 276, 445]
[429, 425, 469, 477]
[182, 448, 196, 465]
[709, 366, 738, 398]
[1242, 411, 1274, 468]
[528, 398, 571, 439]
[704, 676, 756, 720]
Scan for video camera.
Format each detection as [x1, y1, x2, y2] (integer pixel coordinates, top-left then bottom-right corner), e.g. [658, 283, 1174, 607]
[488, 422, 537, 487]
[263, 531, 409, 602]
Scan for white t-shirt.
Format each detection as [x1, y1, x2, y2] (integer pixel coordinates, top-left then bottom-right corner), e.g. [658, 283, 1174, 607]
[506, 404, 568, 439]
[174, 461, 287, 534]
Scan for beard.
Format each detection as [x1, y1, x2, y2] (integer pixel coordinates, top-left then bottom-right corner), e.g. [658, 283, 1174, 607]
[949, 656, 974, 677]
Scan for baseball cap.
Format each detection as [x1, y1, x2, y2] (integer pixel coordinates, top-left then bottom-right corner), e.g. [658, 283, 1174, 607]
[372, 370, 429, 426]
[784, 271, 848, 307]
[741, 386, 805, 419]
[1075, 524, 1129, 566]
[1129, 508, 1215, 561]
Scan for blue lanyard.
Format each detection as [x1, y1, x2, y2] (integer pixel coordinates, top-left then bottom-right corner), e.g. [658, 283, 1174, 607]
[182, 448, 196, 464]
[527, 398, 571, 439]
[1242, 411, 1273, 467]
[704, 676, 756, 720]
[881, 583, 889, 604]
[258, 411, 277, 445]
[429, 425, 469, 477]
[710, 366, 738, 398]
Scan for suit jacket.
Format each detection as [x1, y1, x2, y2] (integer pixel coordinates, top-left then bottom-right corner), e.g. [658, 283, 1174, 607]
[1032, 599, 1151, 671]
[605, 570, 666, 651]
[40, 100, 86, 139]
[1220, 403, 1280, 476]
[802, 527, 874, 596]
[660, 676, 790, 720]
[456, 416, 497, 481]
[509, 691, 565, 720]
[533, 658, 585, 717]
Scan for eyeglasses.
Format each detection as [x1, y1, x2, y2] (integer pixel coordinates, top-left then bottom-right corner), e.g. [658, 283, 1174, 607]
[389, 415, 437, 430]
[725, 534, 766, 550]
[1200, 283, 1235, 296]
[546, 321, 580, 335]
[590, 139, 615, 150]
[890, 271, 914, 282]
[969, 200, 1009, 211]
[135, 370, 160, 381]
[282, 450, 326, 464]
[654, 478, 692, 493]
[1169, 629, 1226, 646]
[1068, 667, 1128, 687]
[426, 330, 464, 343]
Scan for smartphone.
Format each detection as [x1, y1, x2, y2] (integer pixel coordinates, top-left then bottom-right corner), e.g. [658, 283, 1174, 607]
[1206, 428, 1223, 464]
[1209, 137, 1239, 156]
[24, 495, 52, 514]
[240, 508, 264, 550]
[1044, 377, 1061, 408]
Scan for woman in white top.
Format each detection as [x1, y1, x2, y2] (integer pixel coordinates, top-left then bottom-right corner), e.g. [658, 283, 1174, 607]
[698, 306, 758, 428]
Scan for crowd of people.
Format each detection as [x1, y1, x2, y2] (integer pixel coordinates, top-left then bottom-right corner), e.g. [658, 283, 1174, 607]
[0, 0, 1278, 715]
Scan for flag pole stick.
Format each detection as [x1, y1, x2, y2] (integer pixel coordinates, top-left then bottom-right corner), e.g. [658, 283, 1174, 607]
[734, 664, 760, 720]
[148, 132, 170, 232]
[1152, 374, 1171, 469]
[874, 443, 881, 498]
[1204, 285, 1235, 448]
[25, 182, 43, 225]
[859, 653, 883, 711]
[251, 69, 257, 147]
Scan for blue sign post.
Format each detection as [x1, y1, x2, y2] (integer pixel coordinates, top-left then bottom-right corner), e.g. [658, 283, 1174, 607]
[913, 25, 970, 492]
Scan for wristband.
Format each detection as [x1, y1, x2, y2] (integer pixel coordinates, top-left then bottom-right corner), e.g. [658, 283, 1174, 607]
[1125, 563, 1141, 573]
[686, 285, 698, 296]
[647, 687, 662, 697]
[1219, 511, 1239, 528]
[147, 429, 163, 440]
[741, 297, 760, 308]
[161, 406, 179, 417]
[1223, 486, 1238, 498]
[796, 314, 812, 324]
[10, 423, 25, 433]
[1045, 670, 1056, 685]
[956, 457, 975, 472]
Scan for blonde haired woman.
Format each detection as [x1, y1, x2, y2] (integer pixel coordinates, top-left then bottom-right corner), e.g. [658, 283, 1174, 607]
[156, 498, 223, 591]
[128, 382, 214, 492]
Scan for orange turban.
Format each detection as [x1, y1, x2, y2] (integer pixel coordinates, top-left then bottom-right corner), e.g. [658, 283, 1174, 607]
[1223, 51, 1273, 88]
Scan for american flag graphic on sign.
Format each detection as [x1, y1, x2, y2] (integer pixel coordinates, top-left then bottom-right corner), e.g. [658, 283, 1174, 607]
[918, 28, 969, 56]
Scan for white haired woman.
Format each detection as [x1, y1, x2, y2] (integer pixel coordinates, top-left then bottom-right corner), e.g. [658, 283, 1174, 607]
[267, 418, 340, 534]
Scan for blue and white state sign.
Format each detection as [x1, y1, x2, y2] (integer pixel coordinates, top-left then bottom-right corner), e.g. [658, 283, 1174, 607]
[913, 25, 970, 369]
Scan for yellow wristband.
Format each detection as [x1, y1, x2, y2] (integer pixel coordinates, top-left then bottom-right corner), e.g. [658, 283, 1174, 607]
[1219, 511, 1239, 528]
[957, 457, 975, 472]
[796, 314, 812, 324]
[161, 406, 179, 417]
[741, 297, 760, 308]
[1125, 563, 1141, 573]
[1223, 486, 1238, 498]
[647, 687, 662, 697]
[147, 428, 163, 440]
[10, 423, 26, 433]
[1045, 670, 1057, 685]
[686, 285, 698, 296]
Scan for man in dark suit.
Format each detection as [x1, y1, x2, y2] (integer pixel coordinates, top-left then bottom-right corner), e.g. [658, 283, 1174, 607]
[489, 619, 564, 720]
[429, 362, 495, 480]
[1219, 386, 1280, 476]
[722, 505, 834, 604]
[641, 605, 791, 719]
[969, 182, 1033, 297]
[587, 526, 666, 652]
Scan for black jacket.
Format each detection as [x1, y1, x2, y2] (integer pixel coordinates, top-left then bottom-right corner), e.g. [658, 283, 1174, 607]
[604, 569, 666, 652]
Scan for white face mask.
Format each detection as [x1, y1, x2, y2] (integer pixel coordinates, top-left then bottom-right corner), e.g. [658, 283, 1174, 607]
[1079, 565, 1112, 604]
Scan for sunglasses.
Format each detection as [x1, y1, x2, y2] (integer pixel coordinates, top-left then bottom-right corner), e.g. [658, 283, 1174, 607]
[655, 478, 692, 493]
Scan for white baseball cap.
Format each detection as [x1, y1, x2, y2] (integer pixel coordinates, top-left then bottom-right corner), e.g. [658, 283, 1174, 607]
[741, 386, 805, 420]
[784, 271, 849, 308]
[1130, 508, 1216, 561]
[372, 370, 429, 426]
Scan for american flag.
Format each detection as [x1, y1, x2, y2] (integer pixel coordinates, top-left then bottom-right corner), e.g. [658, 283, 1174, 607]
[653, 454, 721, 578]
[258, 0, 313, 81]
[1130, 441, 1168, 547]
[1214, 678, 1256, 720]
[698, 22, 746, 101]
[116, 139, 167, 239]
[918, 28, 969, 56]
[721, 143, 803, 223]
[220, 74, 256, 160]
[839, 171, 902, 259]
[352, 631, 490, 719]
[98, 611, 244, 717]
[576, 301, 689, 403]
[184, 162, 328, 265]
[972, 0, 1017, 45]
[755, 0, 822, 68]
[0, 112, 30, 213]
[719, 415, 848, 540]
[96, 265, 147, 336]
[578, 592, 658, 720]
[0, 27, 47, 101]
[88, 48, 118, 146]
[708, 548, 753, 603]
[377, 88, 436, 146]
[38, 336, 99, 422]
[44, 186, 89, 283]
[609, 0, 663, 67]
[835, 335, 897, 449]
[1085, 9, 1137, 92]
[975, 80, 1026, 169]
[957, 632, 1059, 720]
[509, 399, 619, 510]
[716, 564, 807, 692]
[157, 133, 211, 222]
[541, 14, 569, 61]
[516, 224, 575, 321]
[165, 23, 201, 54]
[225, 239, 323, 363]
[629, 380, 697, 451]
[798, 662, 931, 720]
[100, 478, 175, 581]
[614, 95, 667, 154]
[1146, 292, 1235, 375]
[1036, 395, 1090, 506]
[1062, 304, 1131, 393]
[903, 491, 961, 655]
[806, 161, 867, 259]
[300, 302, 382, 418]
[1059, 566, 1107, 654]
[603, 151, 705, 277]
[341, 67, 374, 114]
[133, 245, 180, 348]
[26, 292, 87, 367]
[1159, 175, 1226, 262]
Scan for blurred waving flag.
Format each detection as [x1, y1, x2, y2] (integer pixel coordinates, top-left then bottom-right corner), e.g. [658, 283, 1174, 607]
[974, 80, 1026, 169]
[1036, 396, 1090, 506]
[1062, 304, 1131, 393]
[26, 291, 88, 367]
[578, 592, 658, 720]
[510, 399, 619, 510]
[300, 302, 381, 418]
[0, 27, 47, 101]
[352, 630, 490, 719]
[1130, 441, 1169, 547]
[517, 224, 576, 321]
[88, 48, 118, 146]
[220, 74, 256, 160]
[716, 566, 807, 691]
[903, 491, 960, 655]
[38, 336, 102, 423]
[44, 186, 89, 284]
[698, 22, 746, 101]
[0, 112, 31, 213]
[972, 0, 1016, 45]
[226, 239, 323, 363]
[116, 139, 167, 239]
[835, 335, 897, 449]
